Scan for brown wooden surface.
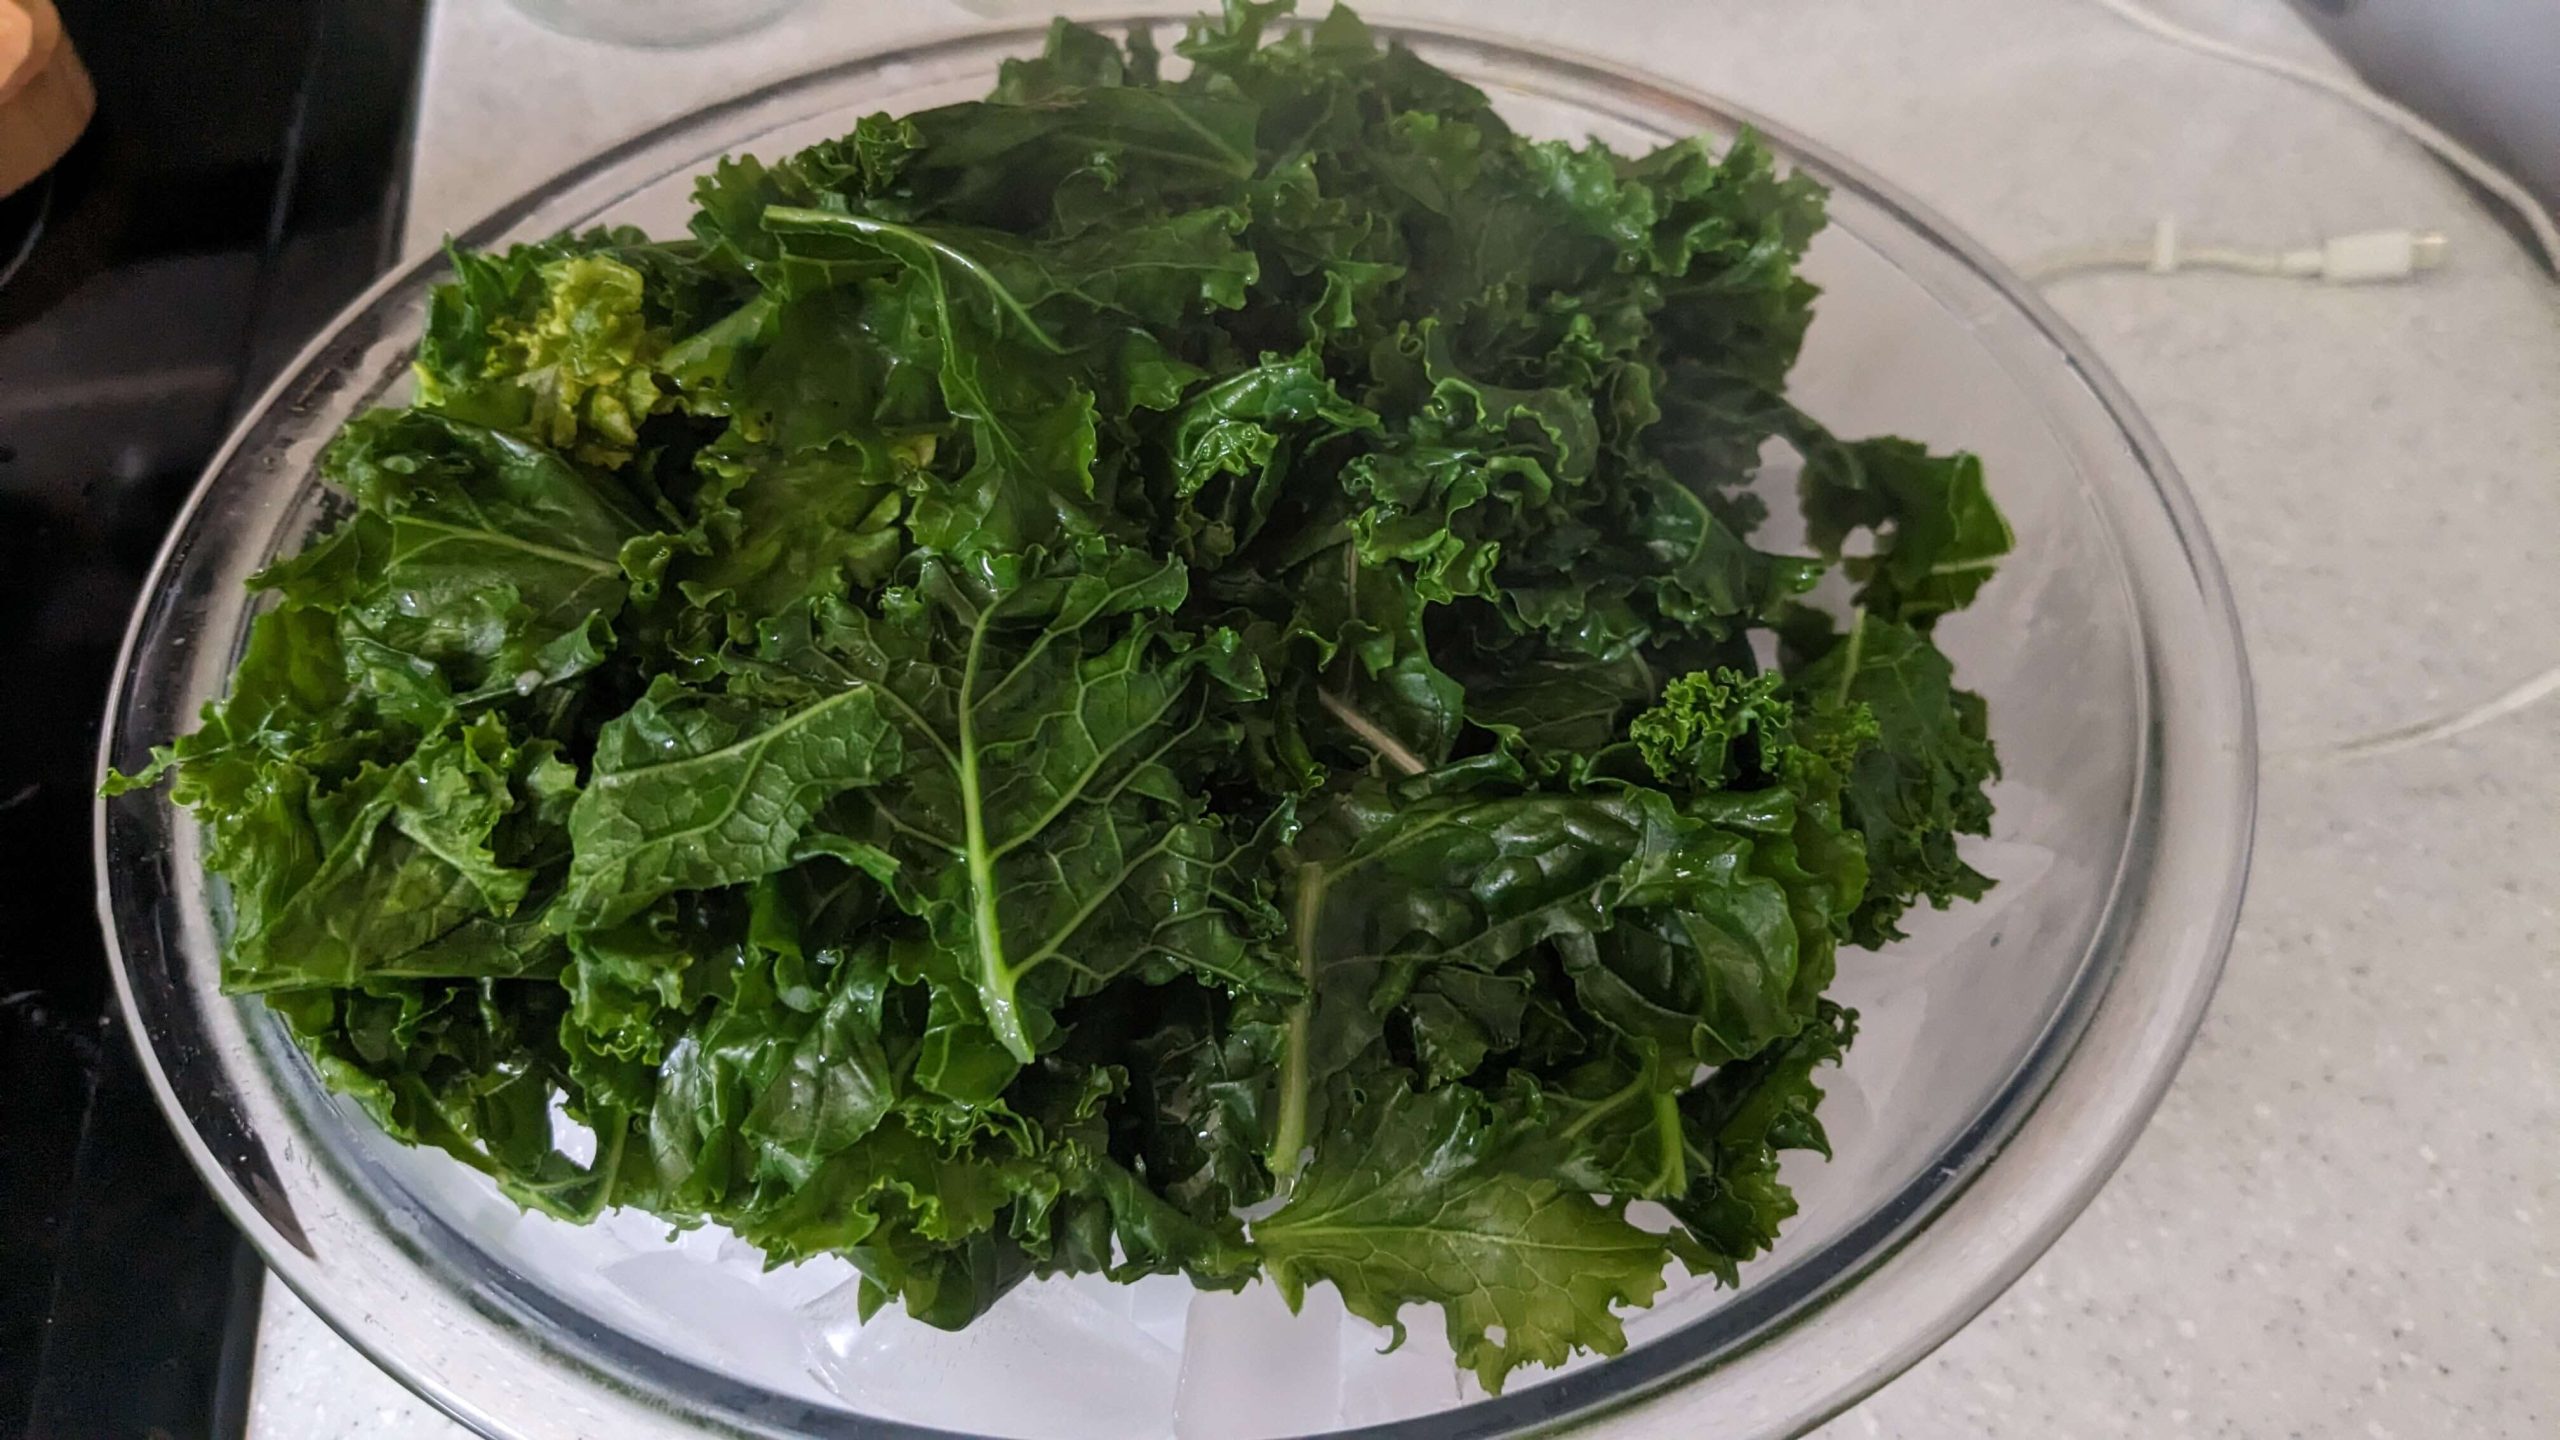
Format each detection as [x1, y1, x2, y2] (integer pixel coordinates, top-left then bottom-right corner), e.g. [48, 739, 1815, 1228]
[0, 0, 94, 199]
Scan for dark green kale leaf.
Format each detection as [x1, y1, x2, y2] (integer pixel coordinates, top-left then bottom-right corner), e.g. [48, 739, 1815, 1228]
[744, 546, 1298, 1077]
[555, 675, 903, 929]
[1796, 426, 2015, 627]
[1784, 610, 1999, 947]
[1255, 1077, 1679, 1392]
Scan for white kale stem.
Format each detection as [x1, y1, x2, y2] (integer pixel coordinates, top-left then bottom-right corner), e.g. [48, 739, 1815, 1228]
[1318, 690, 1426, 777]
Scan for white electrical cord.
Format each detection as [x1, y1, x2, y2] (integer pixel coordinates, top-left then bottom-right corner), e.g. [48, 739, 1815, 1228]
[2025, 216, 2451, 284]
[2084, 0, 2560, 277]
[2084, 0, 2560, 765]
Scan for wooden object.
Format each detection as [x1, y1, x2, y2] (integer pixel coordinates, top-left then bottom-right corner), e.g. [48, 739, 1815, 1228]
[0, 0, 93, 199]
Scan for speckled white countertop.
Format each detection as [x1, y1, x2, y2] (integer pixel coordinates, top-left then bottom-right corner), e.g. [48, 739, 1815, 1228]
[246, 0, 2560, 1435]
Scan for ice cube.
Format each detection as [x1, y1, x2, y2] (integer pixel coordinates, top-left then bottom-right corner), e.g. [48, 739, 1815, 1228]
[806, 1275, 1181, 1439]
[666, 1221, 731, 1262]
[1335, 1308, 1470, 1429]
[545, 1094, 597, 1167]
[702, 1231, 851, 1309]
[1173, 1282, 1343, 1439]
[1127, 1272, 1196, 1351]
[604, 1248, 825, 1399]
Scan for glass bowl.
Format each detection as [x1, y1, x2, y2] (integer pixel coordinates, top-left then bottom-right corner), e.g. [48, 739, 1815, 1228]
[502, 0, 808, 49]
[95, 17, 2255, 1440]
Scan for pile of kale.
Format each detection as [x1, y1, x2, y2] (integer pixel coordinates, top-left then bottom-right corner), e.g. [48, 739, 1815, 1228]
[114, 1, 2007, 1390]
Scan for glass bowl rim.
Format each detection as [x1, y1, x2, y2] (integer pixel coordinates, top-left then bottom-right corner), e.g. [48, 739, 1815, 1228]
[95, 13, 2259, 1440]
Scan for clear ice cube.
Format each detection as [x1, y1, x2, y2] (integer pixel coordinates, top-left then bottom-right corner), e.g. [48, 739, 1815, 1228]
[1334, 1309, 1471, 1429]
[1173, 1282, 1344, 1439]
[603, 1247, 827, 1398]
[804, 1267, 1182, 1438]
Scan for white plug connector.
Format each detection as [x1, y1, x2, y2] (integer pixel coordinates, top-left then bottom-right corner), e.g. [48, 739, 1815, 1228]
[2280, 229, 2453, 283]
[2026, 218, 2455, 285]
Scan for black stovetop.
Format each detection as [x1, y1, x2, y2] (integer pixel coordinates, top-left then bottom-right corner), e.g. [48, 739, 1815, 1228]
[0, 3, 424, 1434]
